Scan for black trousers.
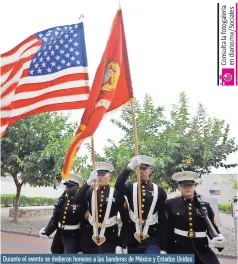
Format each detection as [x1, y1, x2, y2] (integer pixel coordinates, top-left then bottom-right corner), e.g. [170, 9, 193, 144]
[168, 239, 220, 264]
[128, 246, 160, 254]
[128, 236, 161, 254]
[51, 229, 80, 254]
[82, 242, 116, 254]
[62, 236, 79, 253]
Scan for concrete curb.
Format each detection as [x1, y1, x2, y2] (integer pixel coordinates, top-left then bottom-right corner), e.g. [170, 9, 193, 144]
[1, 229, 53, 239]
[217, 253, 237, 259]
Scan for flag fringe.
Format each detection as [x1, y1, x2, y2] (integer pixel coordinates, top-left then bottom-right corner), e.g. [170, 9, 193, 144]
[105, 97, 134, 118]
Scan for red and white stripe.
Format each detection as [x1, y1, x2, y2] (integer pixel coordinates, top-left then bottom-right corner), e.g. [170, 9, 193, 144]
[0, 35, 89, 137]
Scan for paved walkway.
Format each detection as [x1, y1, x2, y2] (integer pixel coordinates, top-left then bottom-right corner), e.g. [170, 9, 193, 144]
[1, 208, 53, 235]
[1, 232, 51, 253]
[217, 212, 237, 256]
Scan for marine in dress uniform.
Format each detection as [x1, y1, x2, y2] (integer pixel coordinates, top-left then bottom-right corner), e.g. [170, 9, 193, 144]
[115, 155, 168, 254]
[77, 162, 128, 254]
[39, 173, 84, 253]
[166, 171, 226, 264]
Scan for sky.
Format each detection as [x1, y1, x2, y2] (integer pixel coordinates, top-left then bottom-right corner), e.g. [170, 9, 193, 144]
[1, 0, 238, 174]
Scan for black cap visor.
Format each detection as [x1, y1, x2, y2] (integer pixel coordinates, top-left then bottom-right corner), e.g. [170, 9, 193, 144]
[97, 170, 110, 176]
[64, 180, 78, 186]
[178, 180, 196, 186]
[139, 163, 151, 169]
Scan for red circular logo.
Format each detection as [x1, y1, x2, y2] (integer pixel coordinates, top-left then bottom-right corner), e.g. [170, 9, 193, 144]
[223, 73, 232, 82]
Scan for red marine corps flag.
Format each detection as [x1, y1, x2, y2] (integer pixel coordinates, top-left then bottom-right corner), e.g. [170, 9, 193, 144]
[62, 9, 133, 178]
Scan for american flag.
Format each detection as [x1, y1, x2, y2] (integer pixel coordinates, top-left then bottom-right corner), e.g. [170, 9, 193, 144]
[210, 190, 221, 195]
[1, 22, 89, 137]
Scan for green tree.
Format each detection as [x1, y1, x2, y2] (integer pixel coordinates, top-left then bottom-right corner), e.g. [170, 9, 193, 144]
[103, 92, 238, 191]
[74, 154, 92, 181]
[1, 112, 78, 222]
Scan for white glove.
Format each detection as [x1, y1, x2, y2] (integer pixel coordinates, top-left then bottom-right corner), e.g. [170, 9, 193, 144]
[39, 227, 48, 239]
[211, 234, 226, 248]
[87, 170, 98, 185]
[161, 250, 167, 254]
[115, 246, 124, 254]
[127, 156, 141, 170]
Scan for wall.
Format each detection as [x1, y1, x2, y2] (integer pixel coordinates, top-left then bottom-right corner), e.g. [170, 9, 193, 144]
[196, 174, 237, 204]
[0, 176, 65, 198]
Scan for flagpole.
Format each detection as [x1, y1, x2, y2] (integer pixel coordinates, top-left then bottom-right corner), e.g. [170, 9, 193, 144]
[78, 14, 84, 22]
[91, 136, 99, 231]
[130, 101, 143, 228]
[117, 0, 121, 10]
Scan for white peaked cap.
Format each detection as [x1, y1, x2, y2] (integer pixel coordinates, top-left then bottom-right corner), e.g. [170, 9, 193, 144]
[62, 173, 84, 185]
[95, 162, 114, 172]
[172, 171, 199, 182]
[140, 155, 155, 166]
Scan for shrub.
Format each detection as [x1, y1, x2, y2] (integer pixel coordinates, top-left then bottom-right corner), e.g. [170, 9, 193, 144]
[1, 194, 57, 207]
[218, 203, 232, 214]
[1, 194, 14, 207]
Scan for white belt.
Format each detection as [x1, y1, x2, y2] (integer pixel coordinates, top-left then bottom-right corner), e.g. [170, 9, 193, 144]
[88, 213, 117, 228]
[129, 209, 158, 226]
[58, 222, 80, 230]
[174, 228, 207, 238]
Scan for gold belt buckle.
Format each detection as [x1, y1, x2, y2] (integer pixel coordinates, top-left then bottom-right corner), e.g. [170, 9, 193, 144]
[97, 222, 104, 228]
[188, 231, 196, 238]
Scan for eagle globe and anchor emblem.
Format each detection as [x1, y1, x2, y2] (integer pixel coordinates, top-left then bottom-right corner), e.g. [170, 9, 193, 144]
[101, 59, 121, 91]
[95, 59, 121, 109]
